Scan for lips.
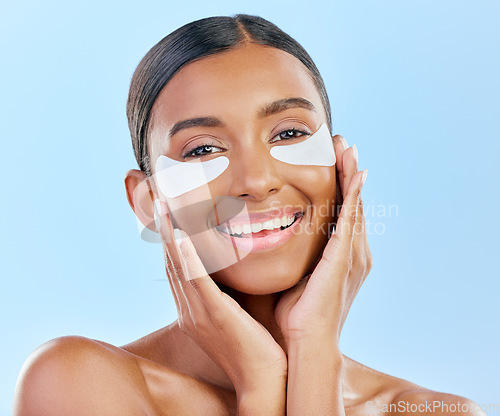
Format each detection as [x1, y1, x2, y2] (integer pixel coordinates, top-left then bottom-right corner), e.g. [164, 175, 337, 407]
[214, 207, 305, 252]
[217, 212, 303, 238]
[215, 208, 304, 238]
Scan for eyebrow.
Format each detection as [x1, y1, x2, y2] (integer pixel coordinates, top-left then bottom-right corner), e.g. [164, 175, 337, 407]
[167, 97, 316, 138]
[168, 116, 222, 139]
[258, 97, 316, 118]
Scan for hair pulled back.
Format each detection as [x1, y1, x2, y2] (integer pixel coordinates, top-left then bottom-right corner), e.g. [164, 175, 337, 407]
[127, 14, 332, 176]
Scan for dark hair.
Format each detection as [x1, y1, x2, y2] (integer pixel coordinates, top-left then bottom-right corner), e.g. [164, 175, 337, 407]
[127, 14, 332, 177]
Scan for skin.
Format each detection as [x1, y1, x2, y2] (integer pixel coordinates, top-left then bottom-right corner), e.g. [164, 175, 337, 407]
[13, 43, 485, 416]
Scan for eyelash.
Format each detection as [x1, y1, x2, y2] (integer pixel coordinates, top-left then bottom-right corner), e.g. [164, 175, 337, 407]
[182, 128, 311, 159]
[182, 141, 223, 159]
[271, 128, 310, 143]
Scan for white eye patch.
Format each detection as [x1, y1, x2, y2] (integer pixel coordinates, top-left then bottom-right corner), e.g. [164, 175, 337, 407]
[155, 155, 229, 198]
[155, 123, 334, 199]
[270, 123, 335, 166]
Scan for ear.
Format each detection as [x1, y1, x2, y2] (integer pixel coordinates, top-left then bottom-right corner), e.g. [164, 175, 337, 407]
[124, 169, 155, 232]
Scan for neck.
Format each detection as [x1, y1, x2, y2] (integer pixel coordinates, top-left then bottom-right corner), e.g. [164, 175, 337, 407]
[222, 285, 287, 351]
[165, 287, 286, 390]
[162, 288, 358, 403]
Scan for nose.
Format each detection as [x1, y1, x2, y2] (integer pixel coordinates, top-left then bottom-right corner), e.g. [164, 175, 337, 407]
[227, 143, 283, 201]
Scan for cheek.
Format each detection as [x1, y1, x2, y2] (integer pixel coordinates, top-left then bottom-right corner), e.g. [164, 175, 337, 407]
[285, 165, 336, 204]
[162, 187, 253, 276]
[289, 165, 336, 236]
[311, 166, 336, 218]
[166, 195, 212, 233]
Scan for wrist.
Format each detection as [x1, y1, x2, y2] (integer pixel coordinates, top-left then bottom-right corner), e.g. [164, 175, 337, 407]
[286, 338, 344, 416]
[236, 372, 287, 416]
[234, 367, 287, 396]
[286, 329, 341, 354]
[288, 337, 343, 370]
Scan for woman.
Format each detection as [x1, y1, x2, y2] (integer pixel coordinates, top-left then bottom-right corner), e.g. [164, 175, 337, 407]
[14, 14, 483, 416]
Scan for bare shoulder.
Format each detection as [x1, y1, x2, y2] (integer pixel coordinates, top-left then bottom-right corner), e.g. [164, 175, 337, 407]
[13, 335, 156, 416]
[343, 356, 484, 416]
[13, 335, 236, 416]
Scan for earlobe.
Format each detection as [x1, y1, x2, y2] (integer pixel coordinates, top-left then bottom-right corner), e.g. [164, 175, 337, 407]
[124, 169, 156, 232]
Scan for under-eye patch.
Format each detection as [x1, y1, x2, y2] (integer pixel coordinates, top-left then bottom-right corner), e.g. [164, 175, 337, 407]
[270, 123, 335, 166]
[154, 123, 334, 200]
[155, 155, 230, 198]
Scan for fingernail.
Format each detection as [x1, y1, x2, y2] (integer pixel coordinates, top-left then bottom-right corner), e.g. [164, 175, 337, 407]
[352, 144, 358, 163]
[154, 212, 161, 232]
[361, 169, 368, 185]
[174, 228, 187, 244]
[340, 137, 348, 150]
[154, 199, 168, 217]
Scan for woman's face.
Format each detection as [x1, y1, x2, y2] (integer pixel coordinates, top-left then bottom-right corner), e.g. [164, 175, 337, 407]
[149, 43, 336, 295]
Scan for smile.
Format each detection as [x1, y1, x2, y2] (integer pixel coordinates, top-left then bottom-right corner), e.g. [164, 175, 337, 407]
[214, 209, 305, 252]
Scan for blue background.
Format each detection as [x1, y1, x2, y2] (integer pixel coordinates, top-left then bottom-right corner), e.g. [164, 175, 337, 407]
[1, 0, 498, 414]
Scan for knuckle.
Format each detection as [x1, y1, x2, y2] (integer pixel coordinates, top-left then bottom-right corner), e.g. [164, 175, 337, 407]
[344, 253, 354, 273]
[189, 277, 202, 290]
[165, 268, 174, 280]
[192, 317, 211, 336]
[357, 200, 364, 216]
[177, 317, 186, 333]
[350, 209, 357, 224]
[352, 187, 361, 200]
[180, 315, 196, 334]
[172, 263, 184, 279]
[209, 308, 226, 331]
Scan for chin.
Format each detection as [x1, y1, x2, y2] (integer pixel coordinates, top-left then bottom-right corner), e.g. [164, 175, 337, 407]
[210, 253, 313, 295]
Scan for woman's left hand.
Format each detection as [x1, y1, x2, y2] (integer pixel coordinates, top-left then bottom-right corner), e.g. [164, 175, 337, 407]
[275, 139, 373, 349]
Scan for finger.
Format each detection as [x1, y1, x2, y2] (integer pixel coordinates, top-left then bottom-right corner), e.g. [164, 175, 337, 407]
[344, 141, 371, 278]
[176, 231, 236, 315]
[154, 199, 196, 325]
[163, 243, 183, 318]
[352, 194, 366, 250]
[173, 234, 211, 322]
[303, 170, 365, 302]
[333, 135, 347, 198]
[351, 192, 368, 276]
[334, 135, 349, 198]
[329, 169, 367, 260]
[153, 200, 182, 313]
[359, 193, 373, 282]
[342, 144, 359, 200]
[350, 143, 366, 251]
[156, 207, 224, 321]
[332, 136, 346, 226]
[340, 143, 369, 272]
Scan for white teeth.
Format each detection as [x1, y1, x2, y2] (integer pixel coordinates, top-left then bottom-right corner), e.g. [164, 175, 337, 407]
[251, 222, 263, 233]
[262, 220, 274, 230]
[280, 216, 288, 227]
[223, 213, 299, 236]
[242, 224, 252, 234]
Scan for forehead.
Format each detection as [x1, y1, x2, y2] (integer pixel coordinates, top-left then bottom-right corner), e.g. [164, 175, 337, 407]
[151, 43, 325, 129]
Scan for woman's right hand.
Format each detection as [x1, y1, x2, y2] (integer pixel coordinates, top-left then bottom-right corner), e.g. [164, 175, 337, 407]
[154, 200, 287, 397]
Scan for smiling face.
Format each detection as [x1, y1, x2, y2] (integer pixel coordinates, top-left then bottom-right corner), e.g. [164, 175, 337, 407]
[148, 43, 336, 295]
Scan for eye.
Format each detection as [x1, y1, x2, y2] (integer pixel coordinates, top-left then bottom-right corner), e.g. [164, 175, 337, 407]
[271, 128, 310, 143]
[182, 143, 224, 159]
